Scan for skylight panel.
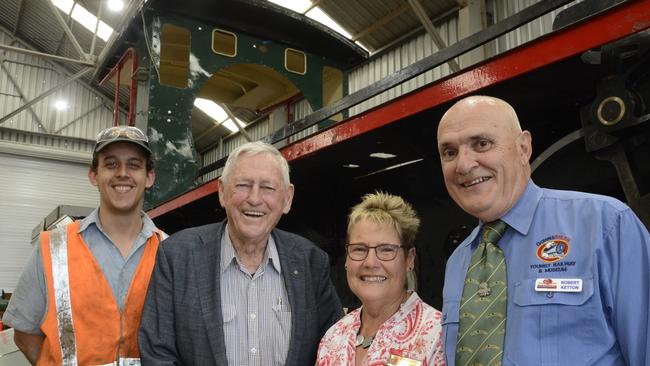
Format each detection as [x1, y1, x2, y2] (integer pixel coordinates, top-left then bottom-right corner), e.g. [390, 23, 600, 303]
[222, 118, 247, 133]
[194, 98, 228, 122]
[194, 98, 246, 133]
[306, 7, 352, 39]
[267, 1, 354, 41]
[52, 0, 74, 13]
[268, 0, 312, 13]
[51, 0, 114, 42]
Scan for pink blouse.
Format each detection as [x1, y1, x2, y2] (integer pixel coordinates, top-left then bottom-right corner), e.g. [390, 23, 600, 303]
[316, 292, 445, 366]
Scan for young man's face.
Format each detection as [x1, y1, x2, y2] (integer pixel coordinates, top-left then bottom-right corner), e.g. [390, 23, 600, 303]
[88, 142, 155, 216]
[437, 98, 532, 222]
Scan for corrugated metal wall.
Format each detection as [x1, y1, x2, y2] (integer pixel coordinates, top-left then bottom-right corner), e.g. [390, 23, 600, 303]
[487, 0, 580, 54]
[0, 27, 126, 157]
[288, 98, 315, 142]
[348, 16, 460, 117]
[200, 117, 271, 182]
[346, 0, 579, 116]
[199, 0, 580, 182]
[0, 152, 99, 292]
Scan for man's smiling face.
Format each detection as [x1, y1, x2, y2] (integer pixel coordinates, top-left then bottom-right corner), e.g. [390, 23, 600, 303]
[219, 152, 294, 247]
[437, 97, 532, 222]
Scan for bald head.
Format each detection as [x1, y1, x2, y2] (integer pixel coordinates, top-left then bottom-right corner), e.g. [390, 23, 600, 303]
[438, 95, 522, 138]
[436, 95, 532, 222]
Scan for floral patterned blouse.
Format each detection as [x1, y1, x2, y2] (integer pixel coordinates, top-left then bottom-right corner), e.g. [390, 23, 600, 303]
[316, 292, 445, 366]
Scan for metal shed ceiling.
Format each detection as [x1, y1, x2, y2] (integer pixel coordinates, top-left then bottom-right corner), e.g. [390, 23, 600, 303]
[0, 0, 462, 144]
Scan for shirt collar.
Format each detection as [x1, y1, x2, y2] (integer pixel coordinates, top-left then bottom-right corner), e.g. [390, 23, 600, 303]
[501, 179, 541, 236]
[78, 207, 158, 239]
[461, 179, 542, 247]
[355, 292, 420, 326]
[220, 223, 282, 274]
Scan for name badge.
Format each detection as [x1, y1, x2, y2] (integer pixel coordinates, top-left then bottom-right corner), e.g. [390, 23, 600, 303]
[387, 354, 422, 366]
[534, 278, 583, 292]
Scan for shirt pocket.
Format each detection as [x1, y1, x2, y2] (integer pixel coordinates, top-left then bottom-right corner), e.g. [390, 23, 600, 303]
[441, 300, 460, 366]
[221, 304, 238, 349]
[506, 276, 595, 366]
[272, 304, 292, 364]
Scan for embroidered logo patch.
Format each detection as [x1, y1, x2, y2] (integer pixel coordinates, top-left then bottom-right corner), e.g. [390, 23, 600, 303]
[536, 237, 570, 262]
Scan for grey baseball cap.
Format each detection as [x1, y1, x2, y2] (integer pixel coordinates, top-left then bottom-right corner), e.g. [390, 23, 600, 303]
[93, 126, 151, 156]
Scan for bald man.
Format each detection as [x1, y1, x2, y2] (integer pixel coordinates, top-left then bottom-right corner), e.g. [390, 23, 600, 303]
[437, 96, 650, 366]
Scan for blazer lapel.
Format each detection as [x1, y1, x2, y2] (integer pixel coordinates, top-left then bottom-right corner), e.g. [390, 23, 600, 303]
[193, 222, 228, 365]
[276, 231, 305, 366]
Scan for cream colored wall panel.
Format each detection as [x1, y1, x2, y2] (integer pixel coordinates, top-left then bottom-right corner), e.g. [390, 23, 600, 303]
[0, 153, 99, 292]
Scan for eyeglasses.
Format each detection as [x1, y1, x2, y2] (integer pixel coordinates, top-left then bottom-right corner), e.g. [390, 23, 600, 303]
[95, 126, 149, 143]
[346, 243, 403, 261]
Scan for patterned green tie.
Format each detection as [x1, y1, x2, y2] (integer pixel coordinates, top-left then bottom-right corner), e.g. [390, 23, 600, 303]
[456, 220, 508, 366]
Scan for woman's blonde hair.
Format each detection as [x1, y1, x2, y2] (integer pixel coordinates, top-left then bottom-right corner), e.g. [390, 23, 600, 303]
[347, 191, 420, 248]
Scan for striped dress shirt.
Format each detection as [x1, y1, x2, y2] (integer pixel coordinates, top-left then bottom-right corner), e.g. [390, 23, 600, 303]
[220, 225, 291, 366]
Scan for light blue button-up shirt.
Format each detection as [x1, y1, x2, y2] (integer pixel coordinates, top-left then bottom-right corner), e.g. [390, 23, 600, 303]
[442, 180, 650, 366]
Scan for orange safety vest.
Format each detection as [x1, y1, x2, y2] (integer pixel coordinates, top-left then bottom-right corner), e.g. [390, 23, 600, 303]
[37, 221, 161, 366]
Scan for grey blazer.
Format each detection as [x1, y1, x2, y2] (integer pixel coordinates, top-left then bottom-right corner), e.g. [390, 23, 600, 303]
[138, 221, 343, 365]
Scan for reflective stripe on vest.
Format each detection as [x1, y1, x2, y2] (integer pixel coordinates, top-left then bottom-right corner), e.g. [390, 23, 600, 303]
[98, 357, 141, 366]
[49, 225, 78, 365]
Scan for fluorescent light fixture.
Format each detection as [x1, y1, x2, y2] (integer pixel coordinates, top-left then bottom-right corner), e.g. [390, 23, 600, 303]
[54, 100, 69, 111]
[51, 0, 114, 42]
[370, 152, 397, 159]
[268, 0, 312, 13]
[355, 159, 424, 180]
[194, 98, 246, 133]
[306, 7, 352, 38]
[342, 164, 360, 168]
[107, 0, 124, 12]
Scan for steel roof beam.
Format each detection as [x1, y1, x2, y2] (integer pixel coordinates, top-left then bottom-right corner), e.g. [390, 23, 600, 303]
[408, 0, 460, 72]
[221, 104, 253, 142]
[0, 68, 92, 126]
[351, 3, 410, 43]
[53, 102, 106, 134]
[89, 1, 103, 59]
[0, 43, 95, 67]
[44, 0, 89, 61]
[0, 59, 48, 132]
[12, 0, 25, 36]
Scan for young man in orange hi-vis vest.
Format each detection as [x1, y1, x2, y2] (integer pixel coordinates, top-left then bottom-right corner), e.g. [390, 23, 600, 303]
[2, 126, 167, 365]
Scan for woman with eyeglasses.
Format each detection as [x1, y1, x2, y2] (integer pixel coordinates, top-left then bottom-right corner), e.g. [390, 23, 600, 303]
[316, 192, 445, 366]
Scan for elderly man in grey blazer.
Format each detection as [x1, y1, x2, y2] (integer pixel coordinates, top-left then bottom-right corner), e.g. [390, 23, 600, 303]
[138, 141, 343, 365]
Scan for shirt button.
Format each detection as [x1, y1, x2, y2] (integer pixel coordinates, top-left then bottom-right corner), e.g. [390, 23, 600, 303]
[250, 313, 256, 320]
[547, 292, 554, 298]
[250, 347, 257, 354]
